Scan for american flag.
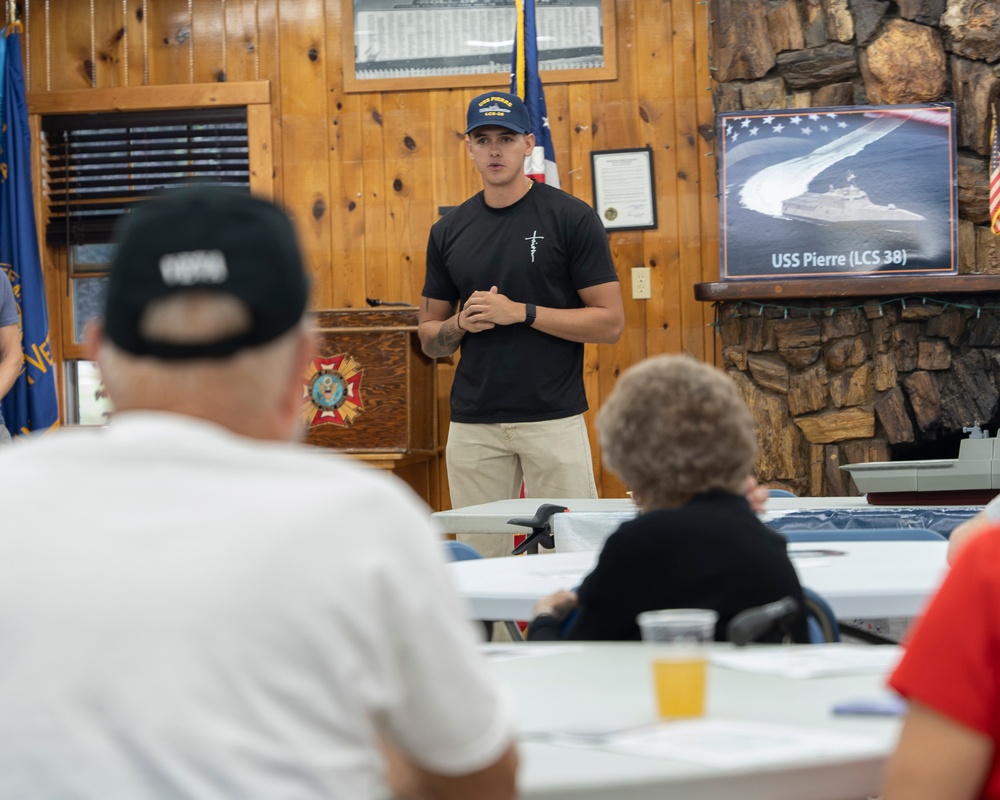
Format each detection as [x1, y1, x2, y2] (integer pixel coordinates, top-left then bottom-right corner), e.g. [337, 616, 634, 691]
[510, 0, 559, 188]
[990, 100, 1000, 235]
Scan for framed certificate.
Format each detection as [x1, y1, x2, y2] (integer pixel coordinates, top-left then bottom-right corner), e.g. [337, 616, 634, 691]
[591, 147, 658, 231]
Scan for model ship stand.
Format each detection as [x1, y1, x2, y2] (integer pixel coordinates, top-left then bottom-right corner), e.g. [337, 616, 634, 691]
[840, 423, 1000, 506]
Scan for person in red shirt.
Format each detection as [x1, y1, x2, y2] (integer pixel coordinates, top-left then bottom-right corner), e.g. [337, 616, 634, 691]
[885, 524, 1000, 799]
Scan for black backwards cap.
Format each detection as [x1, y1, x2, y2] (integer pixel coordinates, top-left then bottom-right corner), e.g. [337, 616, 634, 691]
[104, 185, 309, 360]
[465, 91, 530, 135]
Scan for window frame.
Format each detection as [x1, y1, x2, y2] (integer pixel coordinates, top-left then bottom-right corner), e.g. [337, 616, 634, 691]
[27, 82, 274, 421]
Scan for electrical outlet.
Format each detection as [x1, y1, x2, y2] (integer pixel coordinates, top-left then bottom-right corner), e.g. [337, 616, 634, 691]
[631, 267, 652, 300]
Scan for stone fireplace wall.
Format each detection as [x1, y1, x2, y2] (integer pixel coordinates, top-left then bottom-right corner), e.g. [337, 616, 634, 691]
[718, 295, 1000, 496]
[708, 0, 1000, 494]
[710, 0, 1000, 271]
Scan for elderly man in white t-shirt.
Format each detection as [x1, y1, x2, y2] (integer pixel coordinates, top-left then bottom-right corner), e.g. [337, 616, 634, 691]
[0, 186, 517, 800]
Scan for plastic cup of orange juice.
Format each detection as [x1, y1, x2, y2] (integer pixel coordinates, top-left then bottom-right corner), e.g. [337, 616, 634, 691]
[636, 608, 718, 719]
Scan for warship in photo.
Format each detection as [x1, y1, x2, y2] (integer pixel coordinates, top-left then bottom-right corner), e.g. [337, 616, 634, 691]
[781, 173, 926, 227]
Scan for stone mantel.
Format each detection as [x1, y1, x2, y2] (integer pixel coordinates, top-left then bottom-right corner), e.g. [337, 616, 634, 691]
[695, 276, 1000, 302]
[694, 276, 1000, 497]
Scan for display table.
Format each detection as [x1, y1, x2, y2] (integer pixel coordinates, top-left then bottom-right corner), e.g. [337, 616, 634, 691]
[430, 495, 870, 536]
[491, 642, 903, 800]
[445, 540, 949, 621]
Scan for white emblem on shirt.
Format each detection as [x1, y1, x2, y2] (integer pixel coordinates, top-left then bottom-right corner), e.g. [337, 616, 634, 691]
[525, 231, 544, 263]
[159, 250, 228, 286]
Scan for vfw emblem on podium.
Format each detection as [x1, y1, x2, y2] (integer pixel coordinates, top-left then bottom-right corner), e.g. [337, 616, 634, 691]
[301, 354, 364, 427]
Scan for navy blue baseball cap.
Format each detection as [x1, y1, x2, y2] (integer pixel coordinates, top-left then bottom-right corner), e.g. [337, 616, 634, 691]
[104, 185, 309, 360]
[465, 91, 531, 135]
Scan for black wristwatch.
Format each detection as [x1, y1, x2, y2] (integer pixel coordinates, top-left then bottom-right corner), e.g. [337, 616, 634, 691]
[524, 303, 537, 327]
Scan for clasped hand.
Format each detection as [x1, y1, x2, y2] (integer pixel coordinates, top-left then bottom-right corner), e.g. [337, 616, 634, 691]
[459, 286, 524, 331]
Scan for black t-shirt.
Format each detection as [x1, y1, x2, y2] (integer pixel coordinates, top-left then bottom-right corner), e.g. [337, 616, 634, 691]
[423, 182, 618, 423]
[529, 491, 810, 643]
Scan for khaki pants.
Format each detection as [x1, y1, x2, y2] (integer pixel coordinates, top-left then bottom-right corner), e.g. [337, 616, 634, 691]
[446, 414, 598, 559]
[447, 415, 598, 641]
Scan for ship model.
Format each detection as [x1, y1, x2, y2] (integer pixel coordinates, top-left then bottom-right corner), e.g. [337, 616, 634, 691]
[840, 424, 1000, 506]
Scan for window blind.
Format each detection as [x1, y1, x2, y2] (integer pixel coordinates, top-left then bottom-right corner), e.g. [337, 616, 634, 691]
[42, 106, 250, 246]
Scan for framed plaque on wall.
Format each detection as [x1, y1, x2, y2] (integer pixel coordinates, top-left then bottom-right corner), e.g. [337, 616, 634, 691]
[343, 0, 616, 92]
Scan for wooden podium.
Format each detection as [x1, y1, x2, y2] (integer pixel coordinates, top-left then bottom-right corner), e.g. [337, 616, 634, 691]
[302, 308, 437, 504]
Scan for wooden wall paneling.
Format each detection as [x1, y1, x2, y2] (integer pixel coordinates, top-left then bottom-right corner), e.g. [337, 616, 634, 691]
[543, 83, 569, 182]
[325, 2, 367, 309]
[672, 0, 713, 363]
[253, 1, 282, 210]
[254, 0, 280, 80]
[28, 83, 270, 115]
[92, 1, 125, 88]
[191, 0, 227, 83]
[432, 356, 454, 511]
[123, 0, 148, 88]
[146, 0, 195, 85]
[459, 89, 485, 201]
[593, 259, 640, 502]
[426, 90, 467, 511]
[428, 90, 470, 213]
[325, 102, 368, 310]
[564, 81, 605, 492]
[634, 0, 681, 359]
[382, 92, 433, 305]
[360, 93, 389, 305]
[566, 82, 595, 224]
[45, 2, 92, 90]
[276, 0, 333, 308]
[222, 0, 260, 84]
[566, 84, 604, 499]
[693, 0, 723, 364]
[589, 0, 647, 498]
[247, 102, 275, 200]
[581, 340, 603, 492]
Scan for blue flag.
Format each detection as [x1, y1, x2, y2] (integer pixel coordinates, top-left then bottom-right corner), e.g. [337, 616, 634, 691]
[510, 0, 559, 188]
[0, 28, 59, 436]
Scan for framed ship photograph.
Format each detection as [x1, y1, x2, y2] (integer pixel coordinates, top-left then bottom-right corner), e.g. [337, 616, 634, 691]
[717, 103, 958, 281]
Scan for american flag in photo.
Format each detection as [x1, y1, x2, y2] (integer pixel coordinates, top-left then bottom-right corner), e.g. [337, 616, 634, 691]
[720, 106, 951, 152]
[722, 109, 863, 147]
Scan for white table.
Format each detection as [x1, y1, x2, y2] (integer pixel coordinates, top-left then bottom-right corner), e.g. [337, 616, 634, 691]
[431, 495, 871, 535]
[432, 497, 638, 535]
[446, 540, 950, 621]
[492, 642, 902, 800]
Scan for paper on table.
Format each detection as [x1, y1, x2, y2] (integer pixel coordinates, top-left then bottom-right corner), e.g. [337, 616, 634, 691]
[604, 719, 886, 768]
[832, 694, 908, 716]
[481, 644, 583, 661]
[527, 567, 591, 578]
[711, 644, 902, 678]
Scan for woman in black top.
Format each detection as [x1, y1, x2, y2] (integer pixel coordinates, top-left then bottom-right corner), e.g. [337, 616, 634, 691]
[527, 355, 809, 643]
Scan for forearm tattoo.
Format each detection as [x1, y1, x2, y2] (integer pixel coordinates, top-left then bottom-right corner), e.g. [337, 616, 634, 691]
[426, 315, 465, 357]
